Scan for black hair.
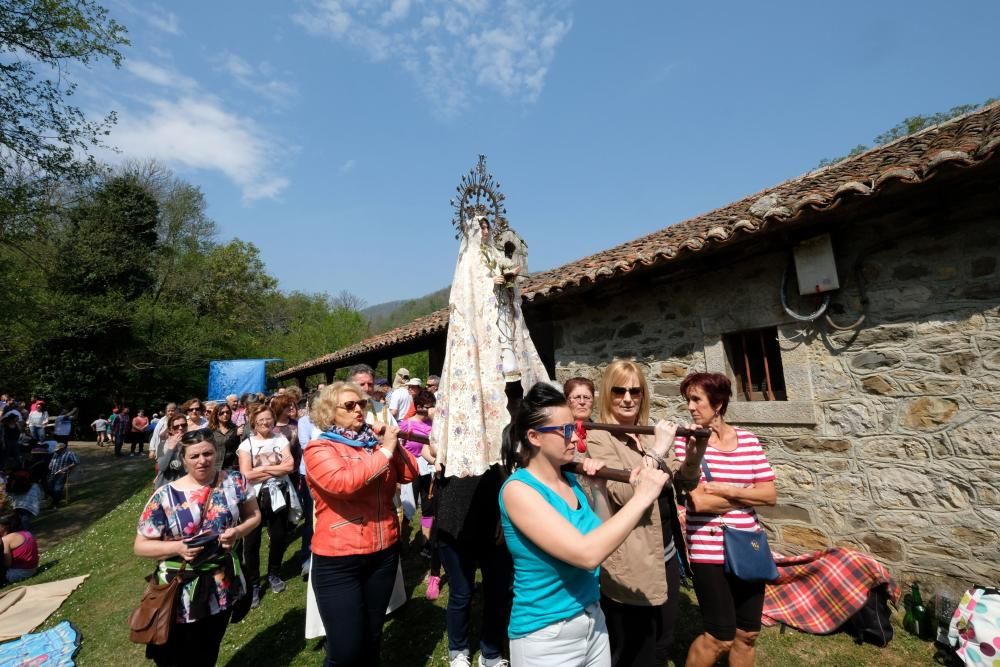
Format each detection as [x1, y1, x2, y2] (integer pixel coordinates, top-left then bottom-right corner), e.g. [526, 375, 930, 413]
[0, 513, 23, 533]
[501, 382, 569, 474]
[413, 389, 436, 409]
[180, 428, 214, 446]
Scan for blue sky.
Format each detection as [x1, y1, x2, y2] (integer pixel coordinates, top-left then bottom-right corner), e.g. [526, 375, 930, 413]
[85, 0, 1000, 306]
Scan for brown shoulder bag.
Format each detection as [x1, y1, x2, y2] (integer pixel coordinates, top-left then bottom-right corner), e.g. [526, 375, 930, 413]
[127, 473, 219, 645]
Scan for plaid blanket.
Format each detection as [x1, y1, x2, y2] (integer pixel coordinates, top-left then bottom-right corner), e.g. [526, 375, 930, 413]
[762, 547, 899, 632]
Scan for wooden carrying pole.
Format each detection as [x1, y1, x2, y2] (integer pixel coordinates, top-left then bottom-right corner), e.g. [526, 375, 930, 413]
[579, 421, 711, 440]
[396, 420, 709, 484]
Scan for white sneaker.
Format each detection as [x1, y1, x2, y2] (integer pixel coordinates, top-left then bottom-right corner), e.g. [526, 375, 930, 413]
[449, 655, 471, 667]
[479, 658, 510, 667]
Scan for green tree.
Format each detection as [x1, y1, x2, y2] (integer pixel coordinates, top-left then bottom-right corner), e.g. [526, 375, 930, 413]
[52, 176, 159, 298]
[32, 176, 159, 409]
[0, 0, 128, 236]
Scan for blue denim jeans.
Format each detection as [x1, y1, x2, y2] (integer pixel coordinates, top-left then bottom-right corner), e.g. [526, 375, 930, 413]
[438, 536, 512, 661]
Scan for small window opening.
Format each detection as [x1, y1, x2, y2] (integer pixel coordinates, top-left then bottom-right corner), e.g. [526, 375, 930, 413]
[723, 327, 787, 401]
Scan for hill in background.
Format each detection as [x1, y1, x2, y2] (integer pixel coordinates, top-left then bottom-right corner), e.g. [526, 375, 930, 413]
[363, 286, 451, 333]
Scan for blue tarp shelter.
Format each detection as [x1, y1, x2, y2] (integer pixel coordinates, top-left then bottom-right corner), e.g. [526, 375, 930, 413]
[207, 359, 281, 401]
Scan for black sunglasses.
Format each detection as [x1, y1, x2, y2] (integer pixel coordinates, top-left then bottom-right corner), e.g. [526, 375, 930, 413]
[534, 423, 575, 441]
[338, 400, 368, 412]
[610, 386, 642, 398]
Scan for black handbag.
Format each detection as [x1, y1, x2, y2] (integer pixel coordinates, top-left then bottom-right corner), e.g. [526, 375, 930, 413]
[701, 460, 778, 582]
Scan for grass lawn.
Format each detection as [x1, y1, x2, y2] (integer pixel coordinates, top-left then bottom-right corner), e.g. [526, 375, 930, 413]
[27, 444, 941, 665]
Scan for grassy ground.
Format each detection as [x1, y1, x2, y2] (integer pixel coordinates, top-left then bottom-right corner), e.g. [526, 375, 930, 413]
[27, 443, 941, 665]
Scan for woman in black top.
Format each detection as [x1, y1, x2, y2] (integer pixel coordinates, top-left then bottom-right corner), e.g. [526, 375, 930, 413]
[210, 405, 240, 470]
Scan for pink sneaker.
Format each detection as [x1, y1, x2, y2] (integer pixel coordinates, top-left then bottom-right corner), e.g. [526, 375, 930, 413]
[426, 575, 441, 600]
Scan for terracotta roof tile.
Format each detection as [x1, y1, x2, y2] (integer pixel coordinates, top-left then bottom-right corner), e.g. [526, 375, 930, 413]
[276, 101, 1000, 379]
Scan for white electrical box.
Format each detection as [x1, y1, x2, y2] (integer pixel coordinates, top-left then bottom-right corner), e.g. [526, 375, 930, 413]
[792, 234, 839, 295]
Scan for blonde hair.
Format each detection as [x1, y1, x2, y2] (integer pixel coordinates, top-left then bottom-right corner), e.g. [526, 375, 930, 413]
[597, 360, 650, 426]
[311, 381, 366, 431]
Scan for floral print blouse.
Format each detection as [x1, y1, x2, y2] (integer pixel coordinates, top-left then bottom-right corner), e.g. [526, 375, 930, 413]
[137, 470, 255, 622]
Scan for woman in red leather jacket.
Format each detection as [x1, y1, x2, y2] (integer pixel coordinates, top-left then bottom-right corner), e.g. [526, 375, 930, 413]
[304, 381, 419, 667]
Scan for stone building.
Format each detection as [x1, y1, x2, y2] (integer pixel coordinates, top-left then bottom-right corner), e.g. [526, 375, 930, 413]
[277, 103, 1000, 588]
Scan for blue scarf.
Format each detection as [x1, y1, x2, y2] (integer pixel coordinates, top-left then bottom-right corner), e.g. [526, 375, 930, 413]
[319, 423, 380, 450]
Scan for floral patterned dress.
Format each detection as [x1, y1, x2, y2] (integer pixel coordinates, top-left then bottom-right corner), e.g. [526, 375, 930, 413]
[430, 216, 550, 478]
[137, 470, 254, 622]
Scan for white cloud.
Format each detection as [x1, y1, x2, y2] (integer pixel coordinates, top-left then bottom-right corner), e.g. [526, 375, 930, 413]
[339, 159, 356, 174]
[125, 60, 197, 90]
[215, 51, 299, 104]
[293, 0, 573, 117]
[139, 3, 180, 34]
[112, 97, 289, 201]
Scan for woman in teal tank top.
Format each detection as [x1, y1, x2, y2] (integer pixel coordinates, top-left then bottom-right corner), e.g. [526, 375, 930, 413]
[499, 384, 670, 667]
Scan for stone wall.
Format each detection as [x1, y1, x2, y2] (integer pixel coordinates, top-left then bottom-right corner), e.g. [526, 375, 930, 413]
[543, 190, 1000, 589]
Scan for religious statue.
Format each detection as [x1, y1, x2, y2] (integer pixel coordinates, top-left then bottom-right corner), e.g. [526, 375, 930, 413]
[430, 156, 550, 478]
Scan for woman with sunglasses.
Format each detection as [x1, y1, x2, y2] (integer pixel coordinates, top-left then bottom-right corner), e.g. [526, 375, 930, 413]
[500, 383, 670, 666]
[181, 398, 209, 431]
[304, 382, 418, 667]
[154, 415, 191, 489]
[209, 404, 240, 470]
[586, 360, 707, 667]
[238, 404, 295, 606]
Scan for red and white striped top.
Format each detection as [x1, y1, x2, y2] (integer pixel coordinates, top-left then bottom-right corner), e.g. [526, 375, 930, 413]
[675, 429, 776, 565]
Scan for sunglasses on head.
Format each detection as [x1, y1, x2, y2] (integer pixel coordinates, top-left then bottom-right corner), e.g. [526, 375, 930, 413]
[534, 423, 575, 441]
[338, 400, 368, 412]
[610, 386, 642, 398]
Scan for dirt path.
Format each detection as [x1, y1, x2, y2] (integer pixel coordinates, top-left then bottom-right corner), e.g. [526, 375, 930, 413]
[29, 441, 153, 550]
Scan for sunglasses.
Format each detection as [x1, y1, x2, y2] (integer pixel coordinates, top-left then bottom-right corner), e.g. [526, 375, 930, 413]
[170, 423, 186, 430]
[534, 423, 576, 441]
[610, 386, 643, 398]
[338, 400, 368, 412]
[187, 406, 203, 413]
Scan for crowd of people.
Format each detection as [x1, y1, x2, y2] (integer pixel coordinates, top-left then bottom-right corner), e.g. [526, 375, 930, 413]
[0, 394, 81, 586]
[2, 364, 779, 667]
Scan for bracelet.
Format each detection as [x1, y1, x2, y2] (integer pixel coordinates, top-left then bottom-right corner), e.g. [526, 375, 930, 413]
[643, 451, 668, 472]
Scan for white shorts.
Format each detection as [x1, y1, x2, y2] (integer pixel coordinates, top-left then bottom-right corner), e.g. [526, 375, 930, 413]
[510, 603, 610, 667]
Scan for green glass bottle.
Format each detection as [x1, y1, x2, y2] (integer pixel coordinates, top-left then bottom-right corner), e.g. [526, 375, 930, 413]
[911, 583, 926, 638]
[903, 591, 915, 634]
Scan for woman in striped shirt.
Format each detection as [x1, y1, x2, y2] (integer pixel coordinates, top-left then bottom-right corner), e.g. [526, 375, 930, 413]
[675, 372, 777, 667]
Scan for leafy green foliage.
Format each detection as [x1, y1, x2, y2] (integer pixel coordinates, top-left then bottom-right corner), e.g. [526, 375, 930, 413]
[0, 0, 129, 238]
[0, 161, 370, 416]
[816, 98, 998, 168]
[52, 176, 159, 298]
